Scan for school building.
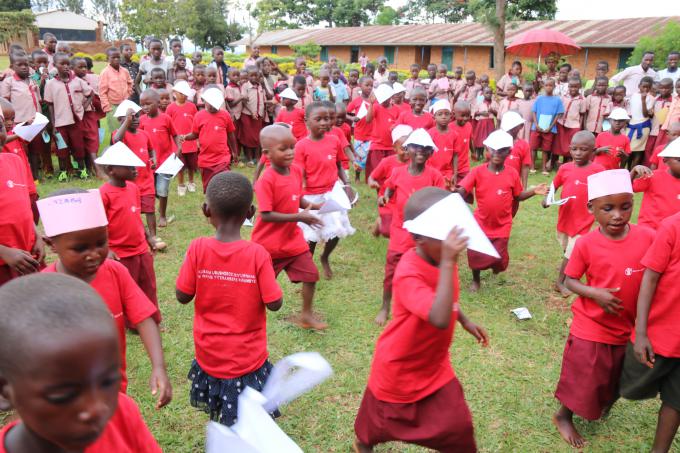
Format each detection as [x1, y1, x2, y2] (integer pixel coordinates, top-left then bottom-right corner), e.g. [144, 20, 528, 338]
[232, 17, 677, 78]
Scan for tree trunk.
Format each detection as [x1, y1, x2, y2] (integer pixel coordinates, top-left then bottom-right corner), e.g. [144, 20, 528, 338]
[494, 0, 505, 81]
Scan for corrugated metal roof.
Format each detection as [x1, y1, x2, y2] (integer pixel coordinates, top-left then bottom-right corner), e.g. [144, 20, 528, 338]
[35, 9, 99, 31]
[232, 17, 678, 48]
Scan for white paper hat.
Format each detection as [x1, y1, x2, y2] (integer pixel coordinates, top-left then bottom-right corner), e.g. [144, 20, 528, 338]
[658, 138, 680, 158]
[280, 87, 299, 101]
[374, 84, 394, 104]
[37, 189, 108, 237]
[201, 87, 225, 110]
[430, 99, 451, 114]
[500, 111, 525, 132]
[94, 141, 146, 167]
[113, 100, 141, 118]
[392, 82, 406, 95]
[608, 107, 630, 121]
[587, 169, 633, 201]
[483, 129, 514, 150]
[403, 128, 437, 150]
[172, 80, 193, 97]
[391, 124, 413, 144]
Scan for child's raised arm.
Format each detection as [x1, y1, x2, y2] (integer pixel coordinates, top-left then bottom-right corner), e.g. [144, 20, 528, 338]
[136, 317, 173, 409]
[113, 110, 133, 144]
[429, 227, 468, 329]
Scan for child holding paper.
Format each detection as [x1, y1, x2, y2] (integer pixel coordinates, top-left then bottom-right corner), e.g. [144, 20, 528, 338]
[457, 130, 547, 291]
[427, 100, 465, 188]
[176, 172, 283, 426]
[375, 129, 445, 325]
[543, 131, 604, 297]
[531, 78, 564, 175]
[346, 76, 374, 182]
[594, 108, 631, 170]
[252, 125, 326, 330]
[355, 187, 488, 452]
[167, 81, 199, 196]
[365, 84, 397, 180]
[396, 87, 434, 130]
[553, 169, 654, 448]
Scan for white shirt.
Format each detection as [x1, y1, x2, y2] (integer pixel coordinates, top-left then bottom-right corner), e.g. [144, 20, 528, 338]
[657, 68, 679, 92]
[611, 65, 658, 97]
[628, 92, 655, 124]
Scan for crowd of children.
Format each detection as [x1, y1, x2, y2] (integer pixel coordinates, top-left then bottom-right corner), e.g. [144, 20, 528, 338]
[1, 34, 680, 452]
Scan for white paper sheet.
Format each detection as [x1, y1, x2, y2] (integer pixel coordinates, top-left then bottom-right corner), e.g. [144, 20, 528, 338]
[155, 154, 184, 177]
[602, 119, 611, 132]
[356, 101, 368, 120]
[511, 307, 532, 320]
[402, 193, 500, 258]
[538, 114, 553, 131]
[13, 112, 49, 142]
[243, 218, 253, 227]
[545, 182, 575, 206]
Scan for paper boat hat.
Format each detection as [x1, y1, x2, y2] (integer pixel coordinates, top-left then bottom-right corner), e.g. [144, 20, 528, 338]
[172, 80, 193, 97]
[403, 128, 437, 150]
[374, 84, 394, 104]
[608, 107, 630, 121]
[483, 129, 513, 150]
[392, 82, 406, 95]
[37, 190, 108, 237]
[657, 138, 680, 158]
[201, 87, 225, 110]
[391, 124, 413, 144]
[95, 141, 146, 167]
[587, 169, 633, 201]
[500, 111, 524, 132]
[279, 87, 299, 101]
[430, 99, 451, 114]
[113, 100, 141, 118]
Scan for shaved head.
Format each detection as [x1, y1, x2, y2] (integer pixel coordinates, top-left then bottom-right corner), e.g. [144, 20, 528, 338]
[404, 187, 450, 221]
[260, 123, 294, 150]
[571, 130, 595, 148]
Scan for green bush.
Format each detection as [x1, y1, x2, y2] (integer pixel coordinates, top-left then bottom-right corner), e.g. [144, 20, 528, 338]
[629, 21, 680, 69]
[93, 53, 107, 62]
[73, 52, 92, 59]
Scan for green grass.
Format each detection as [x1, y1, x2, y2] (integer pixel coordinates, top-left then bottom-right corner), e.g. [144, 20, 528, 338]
[29, 165, 675, 453]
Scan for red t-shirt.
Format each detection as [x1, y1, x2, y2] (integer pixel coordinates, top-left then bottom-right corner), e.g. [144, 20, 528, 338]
[459, 164, 523, 238]
[392, 102, 411, 116]
[427, 126, 464, 178]
[505, 139, 532, 177]
[0, 153, 35, 267]
[192, 109, 235, 168]
[397, 110, 435, 131]
[329, 126, 351, 169]
[649, 144, 668, 172]
[114, 129, 155, 197]
[99, 182, 148, 258]
[139, 112, 177, 163]
[451, 121, 473, 154]
[275, 107, 307, 141]
[552, 162, 605, 236]
[635, 212, 680, 357]
[166, 101, 198, 153]
[594, 132, 631, 170]
[252, 165, 309, 259]
[176, 238, 282, 379]
[369, 103, 398, 150]
[339, 121, 352, 143]
[347, 97, 372, 141]
[633, 170, 680, 230]
[386, 165, 445, 253]
[2, 136, 36, 195]
[43, 260, 157, 391]
[293, 135, 343, 195]
[566, 225, 655, 345]
[369, 154, 408, 216]
[368, 249, 458, 403]
[0, 393, 161, 453]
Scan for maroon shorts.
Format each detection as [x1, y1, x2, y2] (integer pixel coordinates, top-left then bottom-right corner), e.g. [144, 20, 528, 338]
[530, 131, 555, 153]
[56, 122, 85, 159]
[119, 252, 161, 325]
[200, 162, 231, 193]
[29, 192, 39, 225]
[179, 152, 198, 172]
[555, 335, 626, 420]
[272, 251, 319, 283]
[644, 135, 657, 166]
[467, 237, 509, 272]
[82, 111, 100, 154]
[354, 378, 477, 452]
[554, 124, 579, 157]
[366, 149, 394, 183]
[472, 118, 495, 149]
[383, 249, 404, 294]
[378, 211, 392, 238]
[140, 194, 155, 214]
[238, 114, 264, 148]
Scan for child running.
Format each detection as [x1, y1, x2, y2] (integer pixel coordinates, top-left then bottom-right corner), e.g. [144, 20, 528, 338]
[499, 111, 532, 189]
[167, 80, 199, 196]
[554, 169, 654, 448]
[346, 76, 373, 182]
[365, 84, 397, 179]
[397, 87, 434, 130]
[427, 99, 465, 188]
[354, 187, 488, 452]
[176, 171, 283, 426]
[275, 87, 307, 141]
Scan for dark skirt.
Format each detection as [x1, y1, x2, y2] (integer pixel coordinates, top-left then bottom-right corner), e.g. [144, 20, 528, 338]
[238, 114, 264, 148]
[467, 237, 509, 272]
[472, 118, 495, 149]
[554, 124, 579, 157]
[187, 359, 280, 427]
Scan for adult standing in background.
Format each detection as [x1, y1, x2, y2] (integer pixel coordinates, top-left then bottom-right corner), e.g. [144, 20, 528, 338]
[611, 51, 657, 97]
[657, 51, 679, 91]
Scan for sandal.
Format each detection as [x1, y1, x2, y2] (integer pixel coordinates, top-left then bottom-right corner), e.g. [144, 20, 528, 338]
[153, 237, 167, 251]
[57, 171, 68, 182]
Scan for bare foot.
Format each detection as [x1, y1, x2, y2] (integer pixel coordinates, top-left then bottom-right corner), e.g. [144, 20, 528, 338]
[289, 312, 328, 330]
[158, 217, 168, 228]
[469, 280, 480, 292]
[320, 256, 333, 280]
[552, 413, 585, 448]
[374, 308, 389, 326]
[353, 438, 373, 453]
[371, 219, 381, 237]
[554, 283, 573, 298]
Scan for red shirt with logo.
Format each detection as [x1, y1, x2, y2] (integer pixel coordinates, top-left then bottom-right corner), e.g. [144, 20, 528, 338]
[293, 135, 343, 195]
[139, 112, 177, 162]
[114, 129, 155, 196]
[594, 132, 631, 170]
[347, 97, 372, 141]
[275, 107, 307, 141]
[427, 126, 465, 178]
[397, 111, 435, 131]
[166, 101, 198, 153]
[192, 109, 236, 168]
[0, 153, 35, 267]
[552, 162, 605, 236]
[369, 103, 399, 150]
[99, 182, 148, 258]
[2, 135, 36, 195]
[633, 170, 680, 230]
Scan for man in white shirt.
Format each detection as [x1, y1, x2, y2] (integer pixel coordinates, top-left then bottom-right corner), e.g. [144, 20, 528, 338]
[657, 51, 679, 91]
[611, 51, 658, 97]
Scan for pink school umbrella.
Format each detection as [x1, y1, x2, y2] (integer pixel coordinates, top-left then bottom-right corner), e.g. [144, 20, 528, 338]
[506, 29, 581, 65]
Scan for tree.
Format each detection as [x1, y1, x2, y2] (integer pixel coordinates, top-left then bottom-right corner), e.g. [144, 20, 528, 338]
[290, 41, 321, 60]
[56, 0, 84, 13]
[182, 0, 244, 50]
[0, 9, 36, 42]
[0, 0, 30, 11]
[374, 5, 399, 25]
[91, 0, 127, 40]
[120, 0, 182, 42]
[402, 0, 467, 24]
[252, 0, 384, 31]
[628, 21, 680, 70]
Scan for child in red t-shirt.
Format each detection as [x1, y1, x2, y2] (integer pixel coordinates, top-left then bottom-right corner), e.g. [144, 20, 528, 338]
[594, 108, 631, 170]
[554, 169, 654, 449]
[139, 89, 181, 228]
[354, 187, 488, 453]
[324, 101, 355, 177]
[452, 101, 474, 166]
[649, 121, 680, 172]
[368, 125, 412, 238]
[0, 274, 162, 453]
[543, 131, 604, 297]
[621, 211, 680, 453]
[180, 87, 238, 193]
[365, 84, 398, 180]
[346, 76, 374, 182]
[376, 129, 445, 325]
[176, 172, 283, 426]
[427, 99, 465, 188]
[167, 81, 199, 196]
[274, 87, 307, 141]
[499, 111, 533, 189]
[396, 87, 434, 130]
[38, 188, 171, 405]
[97, 142, 161, 325]
[294, 102, 355, 280]
[252, 125, 327, 330]
[457, 130, 547, 291]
